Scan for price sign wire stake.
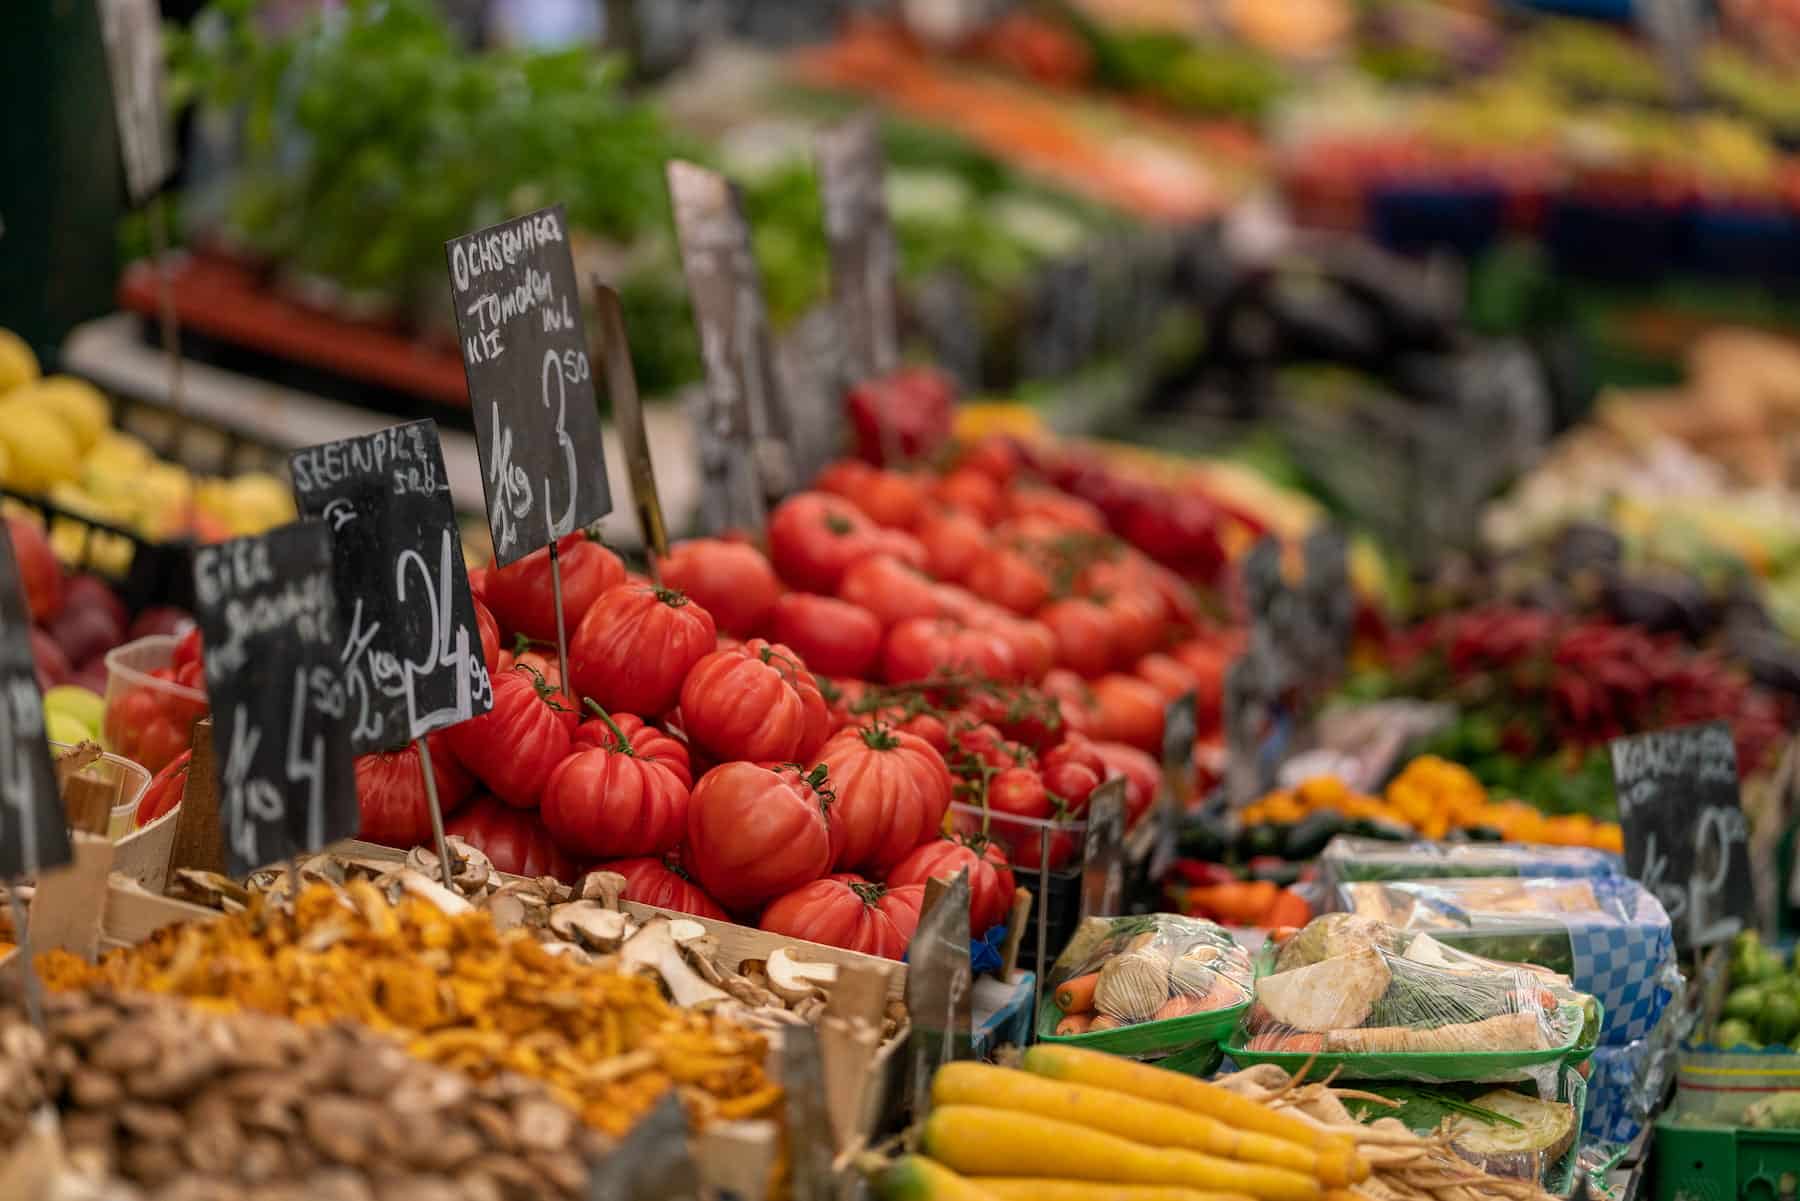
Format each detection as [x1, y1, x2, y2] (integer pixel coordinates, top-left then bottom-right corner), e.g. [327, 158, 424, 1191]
[7, 889, 42, 1031]
[548, 541, 572, 704]
[594, 282, 669, 583]
[415, 737, 457, 891]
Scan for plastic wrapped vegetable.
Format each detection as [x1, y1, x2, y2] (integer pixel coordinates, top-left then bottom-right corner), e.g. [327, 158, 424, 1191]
[1045, 914, 1252, 1051]
[1335, 875, 1675, 1046]
[1241, 917, 1594, 1076]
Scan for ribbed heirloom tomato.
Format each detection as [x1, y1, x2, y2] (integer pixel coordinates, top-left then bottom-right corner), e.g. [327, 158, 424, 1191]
[353, 731, 475, 847]
[569, 582, 717, 718]
[915, 508, 989, 583]
[597, 855, 728, 920]
[965, 548, 1051, 616]
[541, 709, 691, 859]
[759, 874, 924, 960]
[685, 762, 833, 911]
[1092, 740, 1161, 828]
[473, 598, 501, 674]
[568, 710, 690, 784]
[657, 539, 780, 639]
[482, 529, 625, 641]
[442, 664, 575, 807]
[838, 555, 943, 629]
[447, 795, 578, 882]
[680, 639, 828, 763]
[814, 459, 926, 529]
[882, 619, 1016, 685]
[767, 492, 881, 593]
[771, 594, 882, 679]
[816, 724, 954, 873]
[886, 836, 1016, 937]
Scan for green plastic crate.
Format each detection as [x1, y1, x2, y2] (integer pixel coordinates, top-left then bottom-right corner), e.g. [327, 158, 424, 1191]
[1653, 1117, 1800, 1201]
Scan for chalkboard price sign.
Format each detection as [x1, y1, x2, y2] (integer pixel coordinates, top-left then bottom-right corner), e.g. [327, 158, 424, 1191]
[445, 205, 612, 567]
[289, 421, 493, 752]
[191, 523, 358, 876]
[0, 530, 70, 880]
[668, 160, 795, 527]
[1610, 721, 1750, 950]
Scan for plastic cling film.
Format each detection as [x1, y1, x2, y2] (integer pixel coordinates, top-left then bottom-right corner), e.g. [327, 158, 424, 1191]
[1238, 915, 1598, 1080]
[1318, 836, 1623, 890]
[1046, 914, 1252, 1041]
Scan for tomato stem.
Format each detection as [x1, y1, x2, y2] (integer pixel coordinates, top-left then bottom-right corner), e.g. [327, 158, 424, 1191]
[857, 723, 902, 752]
[582, 700, 634, 755]
[848, 879, 887, 906]
[652, 586, 689, 608]
[515, 662, 569, 710]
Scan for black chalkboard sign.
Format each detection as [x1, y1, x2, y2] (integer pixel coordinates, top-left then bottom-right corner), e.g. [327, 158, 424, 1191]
[97, 0, 173, 206]
[1611, 721, 1750, 950]
[1153, 690, 1198, 878]
[0, 530, 70, 880]
[668, 160, 795, 523]
[289, 421, 494, 753]
[444, 205, 612, 567]
[191, 523, 358, 876]
[818, 114, 900, 384]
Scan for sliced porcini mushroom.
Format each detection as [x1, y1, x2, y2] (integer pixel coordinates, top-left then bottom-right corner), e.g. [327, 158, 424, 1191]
[482, 892, 529, 934]
[620, 918, 729, 1009]
[536, 876, 573, 904]
[722, 976, 781, 1008]
[389, 868, 474, 916]
[577, 871, 627, 910]
[764, 948, 838, 1006]
[792, 995, 826, 1024]
[407, 841, 491, 894]
[172, 870, 251, 910]
[674, 932, 728, 987]
[547, 901, 630, 951]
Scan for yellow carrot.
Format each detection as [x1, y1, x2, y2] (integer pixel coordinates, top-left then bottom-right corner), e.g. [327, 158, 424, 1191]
[1022, 1045, 1355, 1159]
[921, 1107, 1321, 1201]
[873, 1154, 1004, 1201]
[975, 1181, 1256, 1201]
[932, 1064, 1318, 1180]
[1057, 972, 1101, 1014]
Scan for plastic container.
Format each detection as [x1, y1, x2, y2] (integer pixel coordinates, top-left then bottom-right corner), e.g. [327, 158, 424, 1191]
[50, 741, 151, 840]
[951, 800, 1089, 973]
[101, 635, 206, 775]
[1335, 876, 1676, 1045]
[1227, 934, 1603, 1082]
[1651, 1118, 1800, 1201]
[1036, 914, 1253, 1058]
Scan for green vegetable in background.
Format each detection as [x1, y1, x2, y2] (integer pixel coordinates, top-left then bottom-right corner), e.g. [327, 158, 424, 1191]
[1759, 994, 1800, 1047]
[1714, 1018, 1755, 1048]
[1725, 987, 1767, 1023]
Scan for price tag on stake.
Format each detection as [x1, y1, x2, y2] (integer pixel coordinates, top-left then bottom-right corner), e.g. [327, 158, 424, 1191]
[97, 0, 173, 206]
[1153, 690, 1198, 880]
[1081, 779, 1127, 920]
[668, 160, 796, 521]
[593, 284, 669, 570]
[1610, 722, 1751, 952]
[289, 420, 493, 752]
[906, 867, 973, 1120]
[818, 113, 901, 382]
[191, 523, 358, 877]
[0, 531, 70, 881]
[445, 205, 612, 568]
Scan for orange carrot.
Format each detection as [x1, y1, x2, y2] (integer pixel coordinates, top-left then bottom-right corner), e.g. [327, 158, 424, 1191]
[1088, 1015, 1124, 1031]
[1056, 1013, 1095, 1036]
[1056, 972, 1101, 1015]
[1154, 995, 1209, 1022]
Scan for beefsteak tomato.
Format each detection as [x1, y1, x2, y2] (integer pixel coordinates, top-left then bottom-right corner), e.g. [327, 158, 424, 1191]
[886, 836, 1016, 937]
[441, 664, 575, 807]
[915, 508, 989, 583]
[569, 582, 717, 718]
[815, 724, 954, 873]
[1093, 740, 1159, 829]
[965, 548, 1051, 616]
[771, 593, 882, 679]
[541, 709, 690, 859]
[568, 708, 691, 786]
[679, 639, 824, 764]
[882, 619, 1016, 685]
[598, 854, 729, 920]
[473, 598, 501, 675]
[482, 529, 625, 642]
[685, 762, 833, 911]
[838, 555, 943, 629]
[1089, 674, 1166, 751]
[1038, 598, 1117, 678]
[353, 732, 476, 848]
[758, 874, 924, 960]
[658, 539, 780, 639]
[814, 459, 926, 529]
[446, 795, 578, 882]
[767, 492, 881, 593]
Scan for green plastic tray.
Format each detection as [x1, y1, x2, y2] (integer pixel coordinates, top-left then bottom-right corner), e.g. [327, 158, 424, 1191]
[1034, 993, 1251, 1058]
[1652, 1116, 1800, 1201]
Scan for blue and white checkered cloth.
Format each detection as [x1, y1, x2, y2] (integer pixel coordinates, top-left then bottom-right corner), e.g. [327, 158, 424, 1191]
[1566, 879, 1676, 1046]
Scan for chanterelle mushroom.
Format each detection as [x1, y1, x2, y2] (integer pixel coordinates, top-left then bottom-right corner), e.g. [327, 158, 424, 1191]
[620, 919, 729, 1009]
[764, 948, 838, 1006]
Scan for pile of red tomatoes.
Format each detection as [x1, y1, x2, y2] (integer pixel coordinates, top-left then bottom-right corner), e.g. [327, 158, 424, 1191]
[353, 436, 1232, 960]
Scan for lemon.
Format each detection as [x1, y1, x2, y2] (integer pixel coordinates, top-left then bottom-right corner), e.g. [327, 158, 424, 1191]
[0, 329, 40, 396]
[0, 402, 81, 493]
[43, 686, 104, 740]
[44, 711, 91, 748]
[25, 375, 110, 452]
